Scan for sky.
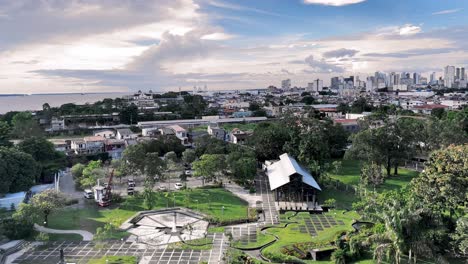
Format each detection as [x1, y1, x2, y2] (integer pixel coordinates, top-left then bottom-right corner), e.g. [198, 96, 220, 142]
[1, 0, 468, 94]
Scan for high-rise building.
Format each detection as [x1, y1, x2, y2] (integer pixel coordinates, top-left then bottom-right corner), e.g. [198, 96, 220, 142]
[331, 77, 341, 89]
[413, 73, 420, 84]
[430, 72, 436, 84]
[444, 66, 456, 88]
[312, 79, 323, 92]
[461, 67, 466, 80]
[456, 68, 461, 80]
[281, 79, 291, 90]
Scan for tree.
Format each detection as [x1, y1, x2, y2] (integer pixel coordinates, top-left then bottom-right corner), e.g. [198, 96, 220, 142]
[182, 149, 197, 164]
[0, 121, 12, 147]
[193, 154, 225, 185]
[0, 147, 38, 194]
[350, 97, 373, 113]
[194, 135, 228, 156]
[119, 104, 138, 125]
[248, 102, 261, 111]
[361, 162, 384, 188]
[301, 96, 315, 105]
[30, 190, 66, 226]
[451, 216, 468, 256]
[18, 137, 66, 182]
[346, 117, 417, 176]
[11, 112, 43, 139]
[82, 162, 105, 188]
[71, 163, 86, 179]
[249, 122, 290, 161]
[431, 108, 446, 119]
[1, 203, 35, 239]
[412, 144, 468, 215]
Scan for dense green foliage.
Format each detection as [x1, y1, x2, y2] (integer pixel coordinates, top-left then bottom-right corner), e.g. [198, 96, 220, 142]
[0, 147, 38, 193]
[18, 137, 66, 182]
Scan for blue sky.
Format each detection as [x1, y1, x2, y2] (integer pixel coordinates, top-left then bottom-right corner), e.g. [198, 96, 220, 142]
[0, 0, 467, 93]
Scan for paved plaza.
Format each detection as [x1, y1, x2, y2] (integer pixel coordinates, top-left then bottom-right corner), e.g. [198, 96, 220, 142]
[13, 233, 227, 264]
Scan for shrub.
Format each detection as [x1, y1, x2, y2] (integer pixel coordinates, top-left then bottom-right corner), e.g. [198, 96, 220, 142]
[1, 217, 34, 240]
[64, 198, 79, 206]
[35, 232, 50, 242]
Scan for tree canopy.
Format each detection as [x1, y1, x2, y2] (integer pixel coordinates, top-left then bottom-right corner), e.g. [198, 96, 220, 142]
[0, 147, 37, 194]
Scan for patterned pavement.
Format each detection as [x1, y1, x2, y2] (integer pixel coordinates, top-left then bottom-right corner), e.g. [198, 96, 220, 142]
[13, 233, 228, 264]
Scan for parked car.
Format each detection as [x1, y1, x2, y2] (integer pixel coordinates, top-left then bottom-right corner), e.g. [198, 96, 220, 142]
[158, 185, 167, 191]
[84, 189, 93, 199]
[174, 183, 183, 190]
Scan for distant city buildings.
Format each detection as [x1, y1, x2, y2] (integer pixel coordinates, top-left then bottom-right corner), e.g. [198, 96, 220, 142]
[281, 79, 291, 90]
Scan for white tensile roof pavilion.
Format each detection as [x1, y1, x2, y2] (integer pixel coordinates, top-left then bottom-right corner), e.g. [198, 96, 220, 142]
[266, 153, 321, 191]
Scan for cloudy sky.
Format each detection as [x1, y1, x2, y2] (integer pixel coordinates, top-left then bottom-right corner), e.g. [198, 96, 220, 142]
[1, 0, 468, 94]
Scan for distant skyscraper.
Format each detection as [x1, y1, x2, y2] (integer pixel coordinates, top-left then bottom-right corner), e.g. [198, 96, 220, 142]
[281, 79, 291, 90]
[413, 73, 420, 84]
[461, 67, 466, 80]
[456, 68, 461, 80]
[312, 79, 323, 92]
[444, 65, 456, 88]
[430, 72, 436, 84]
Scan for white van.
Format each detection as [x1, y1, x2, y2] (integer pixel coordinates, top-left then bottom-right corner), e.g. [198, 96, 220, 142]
[84, 189, 93, 199]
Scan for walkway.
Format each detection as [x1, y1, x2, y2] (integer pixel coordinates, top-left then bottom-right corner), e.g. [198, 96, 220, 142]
[34, 224, 93, 241]
[255, 174, 279, 225]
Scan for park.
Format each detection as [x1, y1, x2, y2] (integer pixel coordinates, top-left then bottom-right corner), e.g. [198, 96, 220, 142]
[1, 110, 467, 264]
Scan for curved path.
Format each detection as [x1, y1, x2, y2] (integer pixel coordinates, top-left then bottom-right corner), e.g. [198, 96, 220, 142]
[34, 224, 93, 241]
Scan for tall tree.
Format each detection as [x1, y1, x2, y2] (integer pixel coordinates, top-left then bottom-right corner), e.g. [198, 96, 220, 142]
[0, 121, 12, 147]
[249, 122, 290, 161]
[182, 149, 197, 164]
[11, 112, 43, 139]
[0, 147, 37, 194]
[29, 190, 66, 226]
[412, 144, 468, 216]
[192, 154, 225, 185]
[18, 137, 66, 182]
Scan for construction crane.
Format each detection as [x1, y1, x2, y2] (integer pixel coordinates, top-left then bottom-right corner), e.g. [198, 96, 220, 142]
[94, 169, 114, 207]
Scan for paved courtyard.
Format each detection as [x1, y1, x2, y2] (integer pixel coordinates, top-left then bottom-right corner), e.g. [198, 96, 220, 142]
[13, 233, 227, 264]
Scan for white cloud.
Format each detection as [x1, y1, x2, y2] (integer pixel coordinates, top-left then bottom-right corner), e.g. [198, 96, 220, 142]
[398, 24, 422, 35]
[432, 8, 462, 15]
[304, 55, 344, 73]
[201, 32, 236, 40]
[303, 0, 366, 6]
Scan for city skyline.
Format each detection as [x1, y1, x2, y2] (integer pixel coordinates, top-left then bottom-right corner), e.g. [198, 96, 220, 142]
[1, 0, 468, 94]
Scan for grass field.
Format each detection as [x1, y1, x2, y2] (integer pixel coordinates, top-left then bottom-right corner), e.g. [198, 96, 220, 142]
[48, 233, 83, 241]
[87, 256, 137, 264]
[221, 123, 259, 132]
[262, 210, 360, 263]
[318, 160, 420, 210]
[45, 188, 249, 233]
[328, 160, 419, 190]
[232, 231, 276, 249]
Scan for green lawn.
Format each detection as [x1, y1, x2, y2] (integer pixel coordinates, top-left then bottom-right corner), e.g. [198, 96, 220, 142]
[232, 231, 276, 249]
[318, 160, 420, 210]
[48, 233, 83, 241]
[221, 123, 259, 132]
[87, 256, 137, 264]
[45, 188, 249, 233]
[261, 210, 360, 263]
[329, 160, 419, 191]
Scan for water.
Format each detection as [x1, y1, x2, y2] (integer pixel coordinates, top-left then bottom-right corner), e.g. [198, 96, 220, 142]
[0, 93, 128, 114]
